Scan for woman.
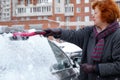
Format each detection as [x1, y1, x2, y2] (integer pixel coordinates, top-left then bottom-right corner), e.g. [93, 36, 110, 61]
[44, 0, 120, 80]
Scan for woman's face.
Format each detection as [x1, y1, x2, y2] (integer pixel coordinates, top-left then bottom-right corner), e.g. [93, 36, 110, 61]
[92, 7, 103, 27]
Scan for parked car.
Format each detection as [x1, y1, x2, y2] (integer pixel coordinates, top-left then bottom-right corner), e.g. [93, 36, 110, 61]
[0, 35, 80, 80]
[52, 41, 82, 65]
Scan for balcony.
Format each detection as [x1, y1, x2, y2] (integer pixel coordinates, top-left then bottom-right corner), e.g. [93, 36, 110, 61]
[115, 0, 120, 1]
[15, 3, 53, 17]
[65, 4, 74, 16]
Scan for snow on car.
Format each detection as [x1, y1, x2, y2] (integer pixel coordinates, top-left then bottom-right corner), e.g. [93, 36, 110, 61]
[0, 34, 80, 80]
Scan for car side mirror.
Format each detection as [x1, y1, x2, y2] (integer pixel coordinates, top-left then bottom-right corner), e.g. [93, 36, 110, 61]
[50, 60, 71, 73]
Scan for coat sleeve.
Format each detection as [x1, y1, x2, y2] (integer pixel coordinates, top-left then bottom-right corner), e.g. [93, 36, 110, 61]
[98, 31, 120, 77]
[59, 27, 93, 49]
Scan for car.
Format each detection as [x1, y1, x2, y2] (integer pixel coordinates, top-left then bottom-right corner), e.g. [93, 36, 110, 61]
[0, 34, 80, 80]
[52, 41, 82, 65]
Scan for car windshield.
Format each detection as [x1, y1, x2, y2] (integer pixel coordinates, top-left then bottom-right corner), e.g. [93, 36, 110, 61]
[48, 40, 71, 66]
[0, 34, 71, 80]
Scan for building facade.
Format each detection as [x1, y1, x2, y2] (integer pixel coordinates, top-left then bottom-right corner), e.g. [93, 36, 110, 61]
[116, 0, 120, 8]
[0, 0, 119, 30]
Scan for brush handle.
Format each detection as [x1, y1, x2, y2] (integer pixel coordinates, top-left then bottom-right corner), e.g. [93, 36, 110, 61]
[13, 30, 46, 37]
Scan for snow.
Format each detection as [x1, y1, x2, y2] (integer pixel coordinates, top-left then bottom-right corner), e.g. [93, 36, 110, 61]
[60, 42, 82, 53]
[0, 34, 59, 80]
[52, 41, 82, 53]
[28, 29, 36, 32]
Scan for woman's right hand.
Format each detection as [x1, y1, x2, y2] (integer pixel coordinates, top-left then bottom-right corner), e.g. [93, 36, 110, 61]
[43, 28, 61, 37]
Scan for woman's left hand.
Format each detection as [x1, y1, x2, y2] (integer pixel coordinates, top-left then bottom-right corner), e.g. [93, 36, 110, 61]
[80, 63, 96, 73]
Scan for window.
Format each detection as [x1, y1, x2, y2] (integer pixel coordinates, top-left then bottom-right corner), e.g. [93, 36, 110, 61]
[45, 0, 48, 3]
[7, 4, 10, 7]
[116, 1, 120, 8]
[38, 0, 48, 3]
[76, 16, 81, 21]
[85, 7, 89, 12]
[85, 0, 89, 3]
[26, 17, 30, 20]
[38, 0, 41, 3]
[26, 8, 30, 13]
[37, 7, 41, 12]
[20, 0, 24, 4]
[44, 16, 48, 19]
[85, 16, 90, 22]
[56, 7, 60, 12]
[4, 13, 6, 16]
[76, 7, 80, 13]
[6, 0, 9, 2]
[30, 8, 33, 13]
[56, 17, 61, 21]
[48, 6, 51, 11]
[56, 0, 60, 3]
[65, 16, 70, 22]
[42, 7, 47, 12]
[6, 9, 9, 12]
[38, 16, 42, 20]
[21, 17, 25, 21]
[76, 0, 81, 4]
[65, 0, 70, 4]
[33, 7, 37, 12]
[65, 7, 73, 12]
[65, 7, 67, 12]
[26, 0, 31, 5]
[7, 13, 9, 16]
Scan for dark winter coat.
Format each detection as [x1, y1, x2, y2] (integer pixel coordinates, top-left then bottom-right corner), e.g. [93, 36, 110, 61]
[59, 24, 120, 80]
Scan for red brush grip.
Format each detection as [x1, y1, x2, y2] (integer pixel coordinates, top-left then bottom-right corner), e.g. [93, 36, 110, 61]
[13, 32, 36, 37]
[13, 31, 46, 37]
[23, 32, 36, 36]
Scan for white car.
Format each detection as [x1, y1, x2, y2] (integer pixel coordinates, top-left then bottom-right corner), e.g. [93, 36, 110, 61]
[0, 34, 80, 80]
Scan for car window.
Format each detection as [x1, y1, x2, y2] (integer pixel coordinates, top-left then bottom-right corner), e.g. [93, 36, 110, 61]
[48, 40, 72, 68]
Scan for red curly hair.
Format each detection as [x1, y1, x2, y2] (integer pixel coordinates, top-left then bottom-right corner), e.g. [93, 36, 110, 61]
[92, 0, 120, 23]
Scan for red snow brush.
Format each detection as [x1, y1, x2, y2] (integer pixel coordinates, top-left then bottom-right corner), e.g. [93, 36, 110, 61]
[10, 30, 46, 40]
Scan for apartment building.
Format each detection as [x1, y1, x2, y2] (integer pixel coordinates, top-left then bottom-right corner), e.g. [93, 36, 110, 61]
[0, 0, 119, 30]
[0, 0, 11, 21]
[116, 0, 120, 7]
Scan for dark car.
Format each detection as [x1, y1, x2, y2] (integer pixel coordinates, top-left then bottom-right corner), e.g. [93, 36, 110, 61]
[0, 35, 80, 80]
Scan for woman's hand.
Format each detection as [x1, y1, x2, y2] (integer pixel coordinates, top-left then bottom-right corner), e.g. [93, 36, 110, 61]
[80, 63, 96, 73]
[43, 28, 61, 37]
